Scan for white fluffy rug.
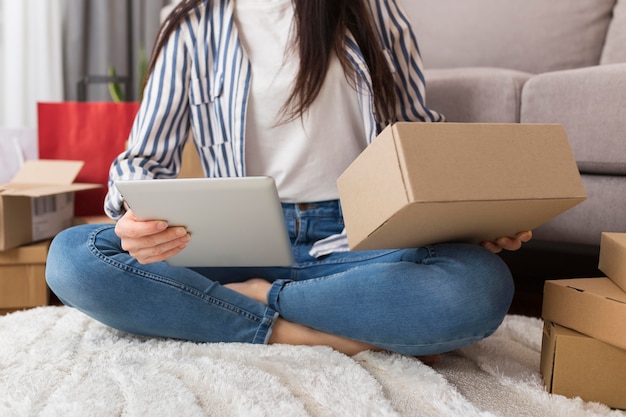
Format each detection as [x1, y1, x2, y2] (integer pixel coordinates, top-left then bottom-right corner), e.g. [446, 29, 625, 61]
[1, 307, 624, 417]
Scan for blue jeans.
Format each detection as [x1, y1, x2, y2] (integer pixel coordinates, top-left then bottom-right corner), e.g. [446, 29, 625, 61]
[46, 200, 514, 355]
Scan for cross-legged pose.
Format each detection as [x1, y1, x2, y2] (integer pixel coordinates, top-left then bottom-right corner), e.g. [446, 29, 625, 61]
[46, 0, 531, 356]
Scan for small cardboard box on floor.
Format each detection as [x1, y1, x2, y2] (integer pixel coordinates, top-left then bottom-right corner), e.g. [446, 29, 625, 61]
[542, 277, 626, 351]
[541, 321, 626, 409]
[337, 122, 586, 251]
[0, 160, 99, 251]
[540, 233, 626, 409]
[0, 239, 51, 313]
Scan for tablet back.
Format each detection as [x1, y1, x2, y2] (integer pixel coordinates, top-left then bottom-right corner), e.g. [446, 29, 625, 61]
[115, 177, 294, 267]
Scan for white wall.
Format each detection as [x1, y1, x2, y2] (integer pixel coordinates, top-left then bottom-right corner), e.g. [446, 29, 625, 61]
[0, 1, 5, 124]
[0, 0, 65, 129]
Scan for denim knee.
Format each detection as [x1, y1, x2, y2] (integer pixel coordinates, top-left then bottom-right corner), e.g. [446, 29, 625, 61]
[450, 244, 514, 335]
[46, 224, 103, 308]
[267, 243, 514, 355]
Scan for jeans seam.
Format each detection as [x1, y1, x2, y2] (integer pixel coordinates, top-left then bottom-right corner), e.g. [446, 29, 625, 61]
[271, 262, 397, 305]
[255, 309, 280, 344]
[267, 279, 292, 311]
[295, 249, 404, 268]
[291, 263, 396, 285]
[426, 245, 438, 258]
[86, 225, 266, 325]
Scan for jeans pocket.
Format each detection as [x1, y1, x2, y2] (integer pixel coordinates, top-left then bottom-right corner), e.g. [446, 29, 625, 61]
[311, 215, 344, 241]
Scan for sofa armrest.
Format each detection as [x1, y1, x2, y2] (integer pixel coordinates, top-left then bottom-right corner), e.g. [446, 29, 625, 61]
[521, 63, 626, 175]
[424, 67, 532, 123]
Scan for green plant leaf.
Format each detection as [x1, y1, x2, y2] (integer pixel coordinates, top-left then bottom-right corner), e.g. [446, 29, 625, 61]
[107, 66, 124, 102]
[138, 45, 148, 101]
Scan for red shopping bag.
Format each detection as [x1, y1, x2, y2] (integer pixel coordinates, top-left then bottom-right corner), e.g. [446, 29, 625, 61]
[37, 101, 139, 216]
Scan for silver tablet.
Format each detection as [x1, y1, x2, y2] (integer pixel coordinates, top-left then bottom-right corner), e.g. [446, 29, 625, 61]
[115, 177, 294, 267]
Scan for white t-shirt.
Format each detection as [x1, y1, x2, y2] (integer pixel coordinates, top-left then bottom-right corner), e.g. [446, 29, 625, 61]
[234, 0, 367, 203]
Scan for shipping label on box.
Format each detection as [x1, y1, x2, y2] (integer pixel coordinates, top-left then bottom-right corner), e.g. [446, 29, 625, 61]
[541, 321, 626, 410]
[31, 192, 74, 241]
[542, 278, 626, 351]
[337, 122, 586, 251]
[598, 232, 626, 292]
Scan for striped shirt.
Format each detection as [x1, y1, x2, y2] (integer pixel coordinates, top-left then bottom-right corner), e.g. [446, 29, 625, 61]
[105, 0, 444, 256]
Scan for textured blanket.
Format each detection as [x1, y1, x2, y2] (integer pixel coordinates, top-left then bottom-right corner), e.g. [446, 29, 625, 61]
[0, 307, 624, 417]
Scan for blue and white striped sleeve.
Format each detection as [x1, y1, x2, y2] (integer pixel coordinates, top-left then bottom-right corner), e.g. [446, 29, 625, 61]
[104, 17, 196, 219]
[368, 0, 445, 125]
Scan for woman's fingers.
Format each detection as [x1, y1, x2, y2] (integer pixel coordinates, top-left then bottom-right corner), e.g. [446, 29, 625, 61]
[516, 230, 533, 243]
[481, 230, 533, 254]
[126, 227, 191, 264]
[115, 209, 190, 264]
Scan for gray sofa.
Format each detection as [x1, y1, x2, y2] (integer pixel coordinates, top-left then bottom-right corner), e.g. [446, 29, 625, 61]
[401, 0, 626, 249]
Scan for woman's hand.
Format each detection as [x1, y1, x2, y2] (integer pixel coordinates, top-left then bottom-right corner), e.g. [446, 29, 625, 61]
[114, 209, 191, 264]
[481, 231, 532, 254]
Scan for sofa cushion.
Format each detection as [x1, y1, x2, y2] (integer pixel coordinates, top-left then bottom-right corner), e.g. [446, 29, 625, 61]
[402, 0, 616, 73]
[520, 64, 626, 176]
[534, 175, 626, 245]
[601, 0, 626, 64]
[425, 68, 531, 123]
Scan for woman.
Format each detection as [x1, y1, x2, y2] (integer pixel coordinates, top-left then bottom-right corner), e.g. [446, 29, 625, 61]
[46, 0, 530, 356]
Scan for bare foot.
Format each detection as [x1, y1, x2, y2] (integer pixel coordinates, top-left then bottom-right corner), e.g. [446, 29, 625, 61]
[269, 319, 381, 356]
[224, 278, 271, 304]
[224, 278, 380, 356]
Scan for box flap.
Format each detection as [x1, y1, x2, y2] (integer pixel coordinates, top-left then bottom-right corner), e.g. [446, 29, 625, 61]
[1, 183, 101, 198]
[599, 232, 626, 292]
[10, 160, 84, 185]
[555, 277, 626, 304]
[0, 160, 100, 197]
[539, 322, 557, 392]
[0, 194, 33, 251]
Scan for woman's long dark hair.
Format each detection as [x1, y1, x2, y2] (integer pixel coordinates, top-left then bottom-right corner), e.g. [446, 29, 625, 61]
[144, 0, 396, 123]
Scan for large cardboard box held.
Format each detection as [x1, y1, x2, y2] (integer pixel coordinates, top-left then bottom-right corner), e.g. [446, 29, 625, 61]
[598, 232, 626, 292]
[0, 239, 51, 311]
[337, 123, 586, 251]
[541, 321, 626, 409]
[0, 160, 99, 251]
[542, 278, 626, 351]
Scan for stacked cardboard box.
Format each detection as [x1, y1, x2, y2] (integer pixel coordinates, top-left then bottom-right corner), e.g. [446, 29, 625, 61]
[0, 160, 99, 313]
[0, 239, 51, 314]
[541, 232, 626, 409]
[0, 160, 99, 251]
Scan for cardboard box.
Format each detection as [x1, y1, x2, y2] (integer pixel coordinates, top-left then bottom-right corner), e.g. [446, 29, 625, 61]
[0, 239, 51, 311]
[337, 122, 586, 250]
[541, 321, 626, 409]
[598, 232, 626, 292]
[542, 278, 626, 351]
[179, 136, 204, 178]
[0, 160, 99, 251]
